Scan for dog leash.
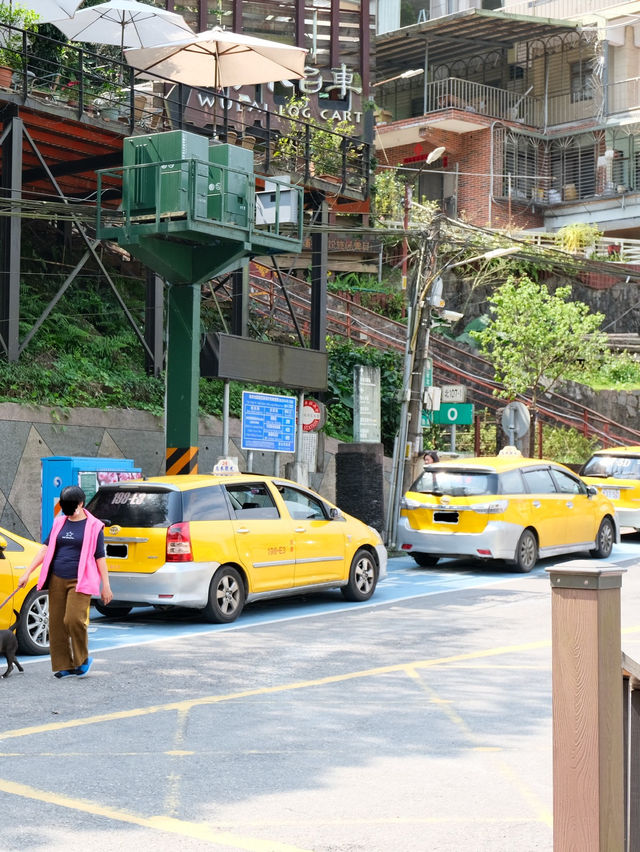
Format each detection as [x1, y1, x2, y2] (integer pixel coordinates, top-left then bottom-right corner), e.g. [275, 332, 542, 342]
[0, 588, 19, 612]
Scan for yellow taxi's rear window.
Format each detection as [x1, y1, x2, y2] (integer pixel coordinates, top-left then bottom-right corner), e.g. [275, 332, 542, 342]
[410, 469, 498, 497]
[582, 455, 640, 479]
[87, 487, 180, 528]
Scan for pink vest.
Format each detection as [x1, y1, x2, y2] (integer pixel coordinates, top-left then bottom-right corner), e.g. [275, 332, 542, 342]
[38, 510, 105, 596]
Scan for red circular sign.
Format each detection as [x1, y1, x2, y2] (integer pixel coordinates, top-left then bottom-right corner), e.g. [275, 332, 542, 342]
[302, 399, 322, 432]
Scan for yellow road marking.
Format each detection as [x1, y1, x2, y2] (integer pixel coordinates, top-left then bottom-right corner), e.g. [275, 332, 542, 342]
[0, 778, 311, 852]
[404, 664, 552, 827]
[164, 707, 190, 816]
[0, 639, 551, 743]
[0, 636, 561, 844]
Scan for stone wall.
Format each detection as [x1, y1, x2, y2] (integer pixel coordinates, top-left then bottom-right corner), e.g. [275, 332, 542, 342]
[0, 402, 350, 542]
[557, 381, 640, 438]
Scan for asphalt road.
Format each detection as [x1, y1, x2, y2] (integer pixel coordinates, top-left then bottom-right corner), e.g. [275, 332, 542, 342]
[2, 540, 640, 852]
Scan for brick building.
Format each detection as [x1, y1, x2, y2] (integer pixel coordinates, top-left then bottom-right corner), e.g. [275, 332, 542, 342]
[374, 0, 640, 239]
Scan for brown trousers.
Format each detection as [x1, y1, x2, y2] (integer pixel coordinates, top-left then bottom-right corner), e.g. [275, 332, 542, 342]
[47, 573, 91, 672]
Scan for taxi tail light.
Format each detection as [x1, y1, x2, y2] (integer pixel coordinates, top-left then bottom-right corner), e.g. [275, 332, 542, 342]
[472, 500, 508, 515]
[166, 523, 193, 562]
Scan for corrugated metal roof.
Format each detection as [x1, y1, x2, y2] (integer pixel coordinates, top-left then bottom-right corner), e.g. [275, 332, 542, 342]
[376, 8, 578, 73]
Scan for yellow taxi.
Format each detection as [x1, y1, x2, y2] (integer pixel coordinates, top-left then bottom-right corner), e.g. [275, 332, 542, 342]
[0, 527, 48, 654]
[397, 456, 618, 572]
[581, 446, 640, 531]
[86, 473, 387, 622]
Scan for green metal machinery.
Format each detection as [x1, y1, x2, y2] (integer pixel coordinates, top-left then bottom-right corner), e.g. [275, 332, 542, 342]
[97, 129, 303, 285]
[96, 130, 304, 473]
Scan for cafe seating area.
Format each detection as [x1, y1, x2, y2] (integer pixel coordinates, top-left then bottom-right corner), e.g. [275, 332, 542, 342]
[0, 22, 370, 198]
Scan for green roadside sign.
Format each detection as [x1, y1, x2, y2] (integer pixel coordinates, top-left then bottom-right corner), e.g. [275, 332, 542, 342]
[430, 403, 474, 425]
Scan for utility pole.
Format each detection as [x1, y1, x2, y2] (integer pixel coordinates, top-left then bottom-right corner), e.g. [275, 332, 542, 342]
[403, 220, 439, 495]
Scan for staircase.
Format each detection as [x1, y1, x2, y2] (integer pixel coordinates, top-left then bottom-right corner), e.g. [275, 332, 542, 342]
[215, 267, 640, 447]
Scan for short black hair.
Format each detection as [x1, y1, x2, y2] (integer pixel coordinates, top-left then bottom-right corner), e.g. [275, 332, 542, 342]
[423, 450, 440, 463]
[60, 485, 86, 505]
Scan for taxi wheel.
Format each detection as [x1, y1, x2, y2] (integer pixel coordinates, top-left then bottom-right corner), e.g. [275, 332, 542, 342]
[93, 602, 133, 618]
[512, 529, 538, 573]
[341, 548, 377, 602]
[16, 588, 49, 655]
[412, 552, 439, 568]
[203, 565, 245, 623]
[590, 517, 615, 558]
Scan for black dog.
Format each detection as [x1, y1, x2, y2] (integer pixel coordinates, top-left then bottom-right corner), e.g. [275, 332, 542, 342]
[0, 610, 24, 678]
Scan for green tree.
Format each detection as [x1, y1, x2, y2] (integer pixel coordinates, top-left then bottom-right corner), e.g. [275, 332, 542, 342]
[471, 274, 609, 411]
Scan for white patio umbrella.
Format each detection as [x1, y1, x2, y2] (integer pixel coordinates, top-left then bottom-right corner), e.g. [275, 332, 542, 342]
[51, 0, 194, 50]
[124, 26, 306, 88]
[20, 0, 83, 22]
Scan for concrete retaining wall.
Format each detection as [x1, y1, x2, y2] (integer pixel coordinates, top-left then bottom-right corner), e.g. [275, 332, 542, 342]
[0, 403, 346, 542]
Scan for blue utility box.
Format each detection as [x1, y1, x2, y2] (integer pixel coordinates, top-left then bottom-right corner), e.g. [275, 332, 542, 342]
[41, 456, 141, 538]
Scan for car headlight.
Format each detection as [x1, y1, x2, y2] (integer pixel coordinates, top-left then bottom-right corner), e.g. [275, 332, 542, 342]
[401, 497, 424, 510]
[471, 499, 508, 514]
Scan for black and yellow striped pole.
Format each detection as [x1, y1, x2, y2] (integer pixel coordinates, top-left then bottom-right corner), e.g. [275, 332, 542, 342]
[166, 283, 199, 475]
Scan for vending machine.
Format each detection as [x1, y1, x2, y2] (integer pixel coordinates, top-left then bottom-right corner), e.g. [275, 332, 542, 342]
[41, 456, 142, 538]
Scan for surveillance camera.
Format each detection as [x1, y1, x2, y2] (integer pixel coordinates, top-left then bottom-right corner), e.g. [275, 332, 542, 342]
[440, 310, 463, 323]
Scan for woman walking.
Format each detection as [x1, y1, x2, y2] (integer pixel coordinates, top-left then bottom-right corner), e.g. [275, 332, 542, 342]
[18, 485, 113, 678]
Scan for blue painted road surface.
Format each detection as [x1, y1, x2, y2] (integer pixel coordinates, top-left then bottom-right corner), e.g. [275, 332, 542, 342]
[80, 536, 640, 653]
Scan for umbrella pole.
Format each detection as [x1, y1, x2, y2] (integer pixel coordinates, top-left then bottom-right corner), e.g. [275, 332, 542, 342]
[119, 26, 124, 85]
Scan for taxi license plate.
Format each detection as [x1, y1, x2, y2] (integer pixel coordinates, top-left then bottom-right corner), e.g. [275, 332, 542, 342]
[106, 542, 128, 558]
[602, 488, 620, 500]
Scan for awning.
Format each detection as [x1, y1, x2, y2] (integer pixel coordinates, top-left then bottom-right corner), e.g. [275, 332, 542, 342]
[376, 8, 579, 75]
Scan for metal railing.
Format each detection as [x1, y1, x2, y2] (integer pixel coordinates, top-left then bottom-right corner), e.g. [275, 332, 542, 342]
[0, 24, 370, 196]
[96, 158, 303, 251]
[218, 268, 640, 449]
[424, 77, 541, 126]
[607, 76, 640, 117]
[546, 89, 602, 127]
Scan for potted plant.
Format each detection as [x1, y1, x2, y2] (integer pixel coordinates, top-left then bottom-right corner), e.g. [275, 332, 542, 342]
[272, 93, 308, 173]
[0, 3, 39, 89]
[273, 94, 357, 180]
[309, 115, 356, 179]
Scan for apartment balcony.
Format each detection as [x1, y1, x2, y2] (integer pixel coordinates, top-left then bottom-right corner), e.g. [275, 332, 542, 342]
[375, 77, 542, 143]
[424, 78, 541, 128]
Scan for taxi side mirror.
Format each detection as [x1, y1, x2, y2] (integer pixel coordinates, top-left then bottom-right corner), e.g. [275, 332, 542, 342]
[329, 507, 344, 520]
[586, 485, 598, 498]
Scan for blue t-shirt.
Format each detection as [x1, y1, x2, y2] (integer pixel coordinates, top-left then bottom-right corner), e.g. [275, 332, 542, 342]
[45, 518, 106, 580]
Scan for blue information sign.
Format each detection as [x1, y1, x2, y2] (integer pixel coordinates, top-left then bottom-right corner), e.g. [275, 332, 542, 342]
[241, 391, 297, 452]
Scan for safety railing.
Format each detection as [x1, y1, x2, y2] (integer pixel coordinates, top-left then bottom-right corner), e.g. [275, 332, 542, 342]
[424, 77, 541, 126]
[0, 23, 370, 196]
[214, 268, 640, 449]
[96, 159, 303, 249]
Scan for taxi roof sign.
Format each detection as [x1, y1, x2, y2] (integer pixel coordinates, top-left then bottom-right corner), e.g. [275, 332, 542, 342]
[212, 457, 240, 475]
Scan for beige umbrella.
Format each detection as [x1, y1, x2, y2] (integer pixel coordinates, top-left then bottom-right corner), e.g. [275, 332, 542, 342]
[124, 25, 306, 87]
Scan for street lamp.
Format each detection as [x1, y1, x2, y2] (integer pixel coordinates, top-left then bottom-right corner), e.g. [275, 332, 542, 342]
[386, 242, 519, 548]
[372, 68, 425, 87]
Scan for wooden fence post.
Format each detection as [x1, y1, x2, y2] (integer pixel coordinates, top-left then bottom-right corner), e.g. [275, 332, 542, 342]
[547, 562, 626, 851]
